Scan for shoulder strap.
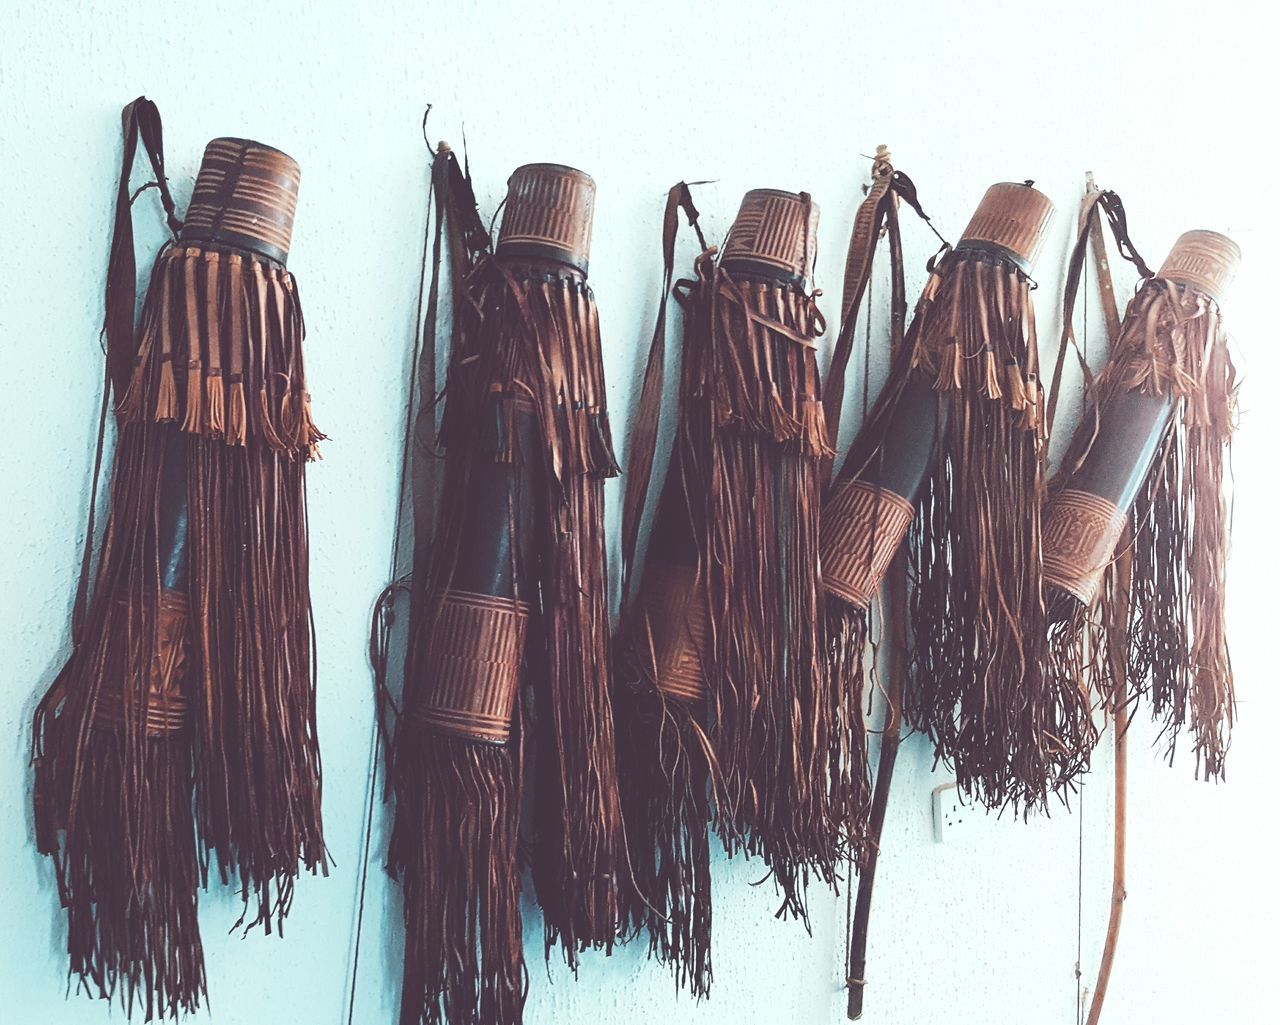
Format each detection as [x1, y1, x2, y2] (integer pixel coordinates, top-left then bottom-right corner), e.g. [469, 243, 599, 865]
[823, 149, 947, 484]
[72, 97, 181, 643]
[105, 97, 182, 399]
[618, 181, 707, 608]
[1045, 183, 1152, 442]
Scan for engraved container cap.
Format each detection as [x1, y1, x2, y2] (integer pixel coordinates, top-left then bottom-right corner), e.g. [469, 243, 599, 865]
[179, 137, 300, 266]
[956, 182, 1055, 274]
[495, 163, 596, 274]
[1158, 229, 1241, 306]
[720, 188, 820, 283]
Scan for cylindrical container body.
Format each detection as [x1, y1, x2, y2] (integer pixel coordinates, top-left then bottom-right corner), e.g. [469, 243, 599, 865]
[636, 187, 820, 702]
[720, 188, 819, 283]
[413, 163, 601, 742]
[495, 163, 595, 274]
[180, 138, 300, 265]
[1044, 229, 1240, 609]
[822, 182, 1056, 610]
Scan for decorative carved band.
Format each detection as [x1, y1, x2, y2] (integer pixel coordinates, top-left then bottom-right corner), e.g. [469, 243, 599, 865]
[180, 137, 301, 265]
[721, 188, 820, 280]
[820, 480, 914, 609]
[957, 182, 1055, 272]
[496, 163, 596, 273]
[1158, 229, 1241, 306]
[635, 561, 709, 704]
[412, 590, 529, 744]
[94, 588, 191, 736]
[1043, 489, 1128, 607]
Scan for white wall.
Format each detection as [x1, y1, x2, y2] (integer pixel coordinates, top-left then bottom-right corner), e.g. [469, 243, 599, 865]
[1, 2, 1275, 1023]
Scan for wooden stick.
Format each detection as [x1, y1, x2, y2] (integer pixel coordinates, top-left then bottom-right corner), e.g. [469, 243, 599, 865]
[1085, 540, 1132, 1025]
[846, 548, 907, 1020]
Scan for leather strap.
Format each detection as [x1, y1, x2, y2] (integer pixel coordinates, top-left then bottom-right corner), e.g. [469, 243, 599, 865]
[823, 162, 897, 444]
[1087, 174, 1123, 348]
[822, 153, 945, 485]
[105, 97, 182, 399]
[72, 97, 181, 644]
[1045, 184, 1151, 443]
[618, 181, 707, 609]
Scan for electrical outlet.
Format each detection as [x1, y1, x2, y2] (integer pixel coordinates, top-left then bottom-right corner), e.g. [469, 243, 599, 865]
[932, 782, 969, 842]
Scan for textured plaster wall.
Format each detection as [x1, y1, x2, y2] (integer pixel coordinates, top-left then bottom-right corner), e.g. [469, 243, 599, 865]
[1, 2, 1276, 1023]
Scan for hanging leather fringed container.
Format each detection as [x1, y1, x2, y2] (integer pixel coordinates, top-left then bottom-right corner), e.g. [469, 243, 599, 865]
[899, 182, 1096, 808]
[613, 182, 715, 995]
[31, 99, 325, 1020]
[818, 148, 942, 861]
[705, 189, 838, 900]
[812, 148, 951, 1020]
[1045, 225, 1241, 778]
[616, 184, 837, 978]
[386, 157, 624, 1025]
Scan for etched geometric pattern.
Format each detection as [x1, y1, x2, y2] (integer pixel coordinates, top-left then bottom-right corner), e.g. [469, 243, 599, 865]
[498, 165, 594, 262]
[638, 561, 709, 704]
[1159, 230, 1240, 304]
[959, 184, 1054, 267]
[820, 480, 914, 609]
[415, 590, 529, 744]
[184, 139, 300, 257]
[93, 588, 191, 735]
[722, 191, 816, 276]
[1043, 489, 1127, 606]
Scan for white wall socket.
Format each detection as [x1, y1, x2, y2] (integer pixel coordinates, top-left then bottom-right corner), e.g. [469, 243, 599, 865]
[932, 781, 970, 842]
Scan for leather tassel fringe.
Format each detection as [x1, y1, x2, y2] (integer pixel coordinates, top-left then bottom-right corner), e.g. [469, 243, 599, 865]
[685, 254, 839, 912]
[121, 245, 326, 918]
[389, 734, 524, 1025]
[906, 252, 1095, 809]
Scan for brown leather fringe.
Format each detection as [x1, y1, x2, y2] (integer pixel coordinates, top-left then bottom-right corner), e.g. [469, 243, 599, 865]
[906, 252, 1095, 809]
[824, 596, 872, 866]
[439, 263, 625, 963]
[32, 241, 324, 1017]
[185, 430, 326, 925]
[117, 246, 323, 458]
[614, 561, 715, 996]
[682, 253, 839, 913]
[32, 428, 206, 1019]
[125, 244, 326, 923]
[389, 734, 524, 1025]
[1055, 279, 1237, 777]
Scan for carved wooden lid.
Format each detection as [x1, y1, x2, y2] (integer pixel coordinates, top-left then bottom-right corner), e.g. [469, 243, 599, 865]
[720, 188, 820, 283]
[495, 163, 596, 274]
[956, 182, 1055, 273]
[179, 137, 300, 265]
[1158, 229, 1241, 306]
